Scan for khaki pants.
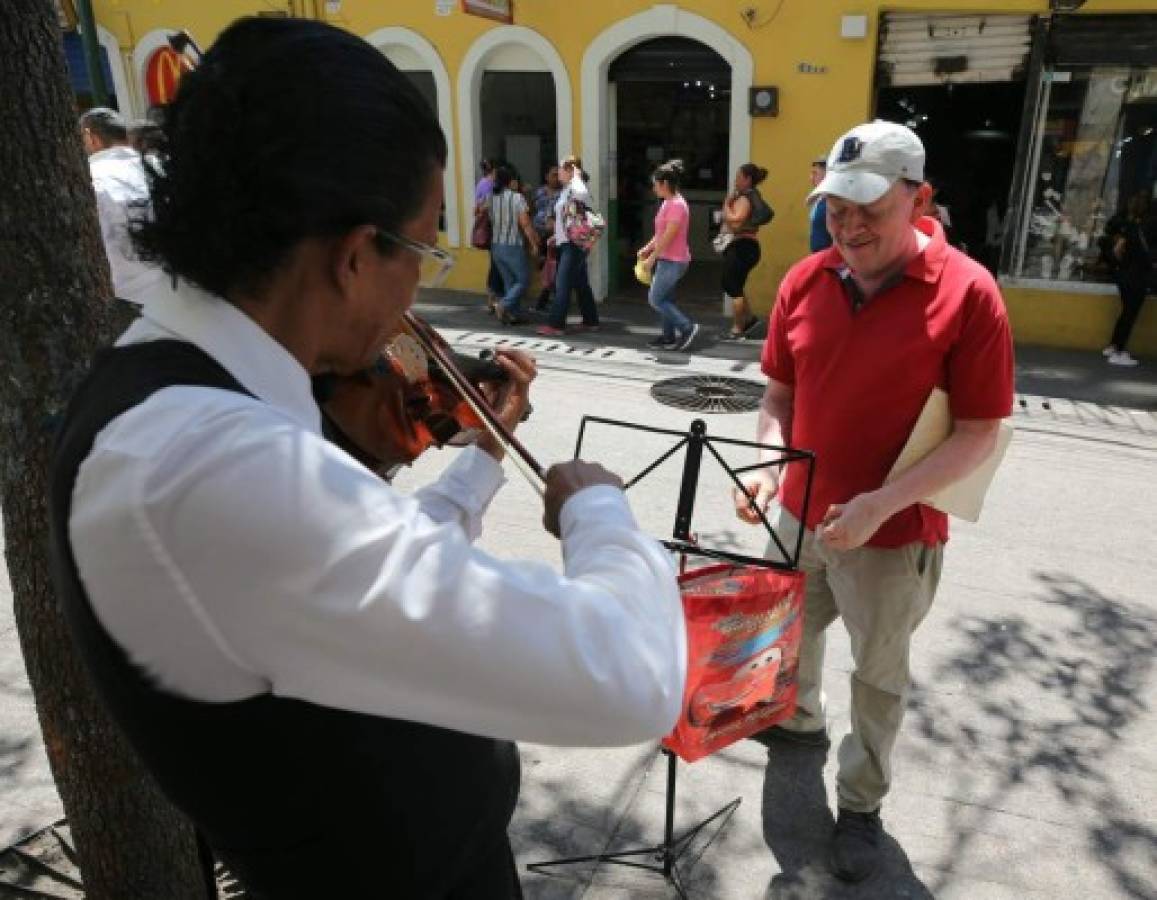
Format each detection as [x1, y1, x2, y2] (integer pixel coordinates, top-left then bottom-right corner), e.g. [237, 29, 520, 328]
[770, 507, 943, 814]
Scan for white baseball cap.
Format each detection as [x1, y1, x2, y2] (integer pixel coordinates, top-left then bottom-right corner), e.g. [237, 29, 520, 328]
[809, 121, 925, 205]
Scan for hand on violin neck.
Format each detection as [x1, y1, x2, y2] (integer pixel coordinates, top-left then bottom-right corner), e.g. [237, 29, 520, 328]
[475, 350, 537, 462]
[542, 461, 626, 539]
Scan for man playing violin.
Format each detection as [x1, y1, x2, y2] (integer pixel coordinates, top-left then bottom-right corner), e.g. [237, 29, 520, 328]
[49, 18, 686, 899]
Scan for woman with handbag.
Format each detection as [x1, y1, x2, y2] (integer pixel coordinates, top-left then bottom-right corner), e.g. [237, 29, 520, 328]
[537, 156, 600, 336]
[473, 158, 504, 315]
[638, 159, 698, 352]
[719, 163, 770, 340]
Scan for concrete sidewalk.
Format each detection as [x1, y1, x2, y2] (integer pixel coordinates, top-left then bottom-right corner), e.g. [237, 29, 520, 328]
[0, 298, 1154, 897]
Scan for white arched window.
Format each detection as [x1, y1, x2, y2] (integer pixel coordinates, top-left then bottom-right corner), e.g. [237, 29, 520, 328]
[457, 28, 572, 239]
[581, 5, 754, 298]
[365, 27, 460, 247]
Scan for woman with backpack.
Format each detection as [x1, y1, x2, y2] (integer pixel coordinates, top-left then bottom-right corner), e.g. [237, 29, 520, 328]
[719, 163, 772, 339]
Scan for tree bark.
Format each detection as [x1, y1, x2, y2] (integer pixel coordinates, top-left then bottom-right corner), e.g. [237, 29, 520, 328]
[0, 3, 212, 897]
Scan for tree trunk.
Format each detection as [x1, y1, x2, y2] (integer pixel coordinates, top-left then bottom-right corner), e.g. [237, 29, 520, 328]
[0, 3, 212, 897]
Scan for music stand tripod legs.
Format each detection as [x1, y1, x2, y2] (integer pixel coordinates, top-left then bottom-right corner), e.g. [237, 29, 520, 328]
[525, 749, 740, 899]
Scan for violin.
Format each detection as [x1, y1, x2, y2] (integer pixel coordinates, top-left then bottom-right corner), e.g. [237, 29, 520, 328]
[314, 314, 545, 491]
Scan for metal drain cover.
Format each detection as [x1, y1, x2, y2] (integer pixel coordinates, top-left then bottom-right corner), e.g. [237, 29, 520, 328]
[650, 375, 764, 414]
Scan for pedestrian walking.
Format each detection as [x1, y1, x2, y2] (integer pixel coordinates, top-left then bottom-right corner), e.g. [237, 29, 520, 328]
[1100, 191, 1154, 367]
[531, 165, 561, 310]
[734, 121, 1014, 884]
[638, 159, 698, 351]
[484, 165, 540, 325]
[51, 18, 686, 899]
[474, 157, 504, 315]
[537, 155, 600, 336]
[79, 107, 166, 304]
[719, 162, 771, 340]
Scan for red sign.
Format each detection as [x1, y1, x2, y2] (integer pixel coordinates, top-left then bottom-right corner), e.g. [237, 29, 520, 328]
[145, 46, 192, 107]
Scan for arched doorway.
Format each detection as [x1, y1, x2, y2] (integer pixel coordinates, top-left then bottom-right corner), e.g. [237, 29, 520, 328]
[581, 6, 753, 299]
[457, 28, 571, 248]
[366, 28, 459, 247]
[609, 37, 731, 300]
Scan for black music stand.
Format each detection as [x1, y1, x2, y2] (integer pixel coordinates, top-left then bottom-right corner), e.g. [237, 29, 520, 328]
[526, 417, 814, 898]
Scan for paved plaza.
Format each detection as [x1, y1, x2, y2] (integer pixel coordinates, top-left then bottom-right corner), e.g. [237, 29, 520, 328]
[1, 294, 1154, 898]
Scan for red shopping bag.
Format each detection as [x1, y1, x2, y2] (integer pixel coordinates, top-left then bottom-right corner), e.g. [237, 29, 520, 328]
[663, 563, 805, 763]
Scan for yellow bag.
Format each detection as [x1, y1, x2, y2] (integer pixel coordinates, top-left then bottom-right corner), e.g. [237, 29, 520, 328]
[634, 258, 652, 286]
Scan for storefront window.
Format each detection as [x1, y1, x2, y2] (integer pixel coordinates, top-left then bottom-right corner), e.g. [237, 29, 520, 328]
[1012, 66, 1157, 284]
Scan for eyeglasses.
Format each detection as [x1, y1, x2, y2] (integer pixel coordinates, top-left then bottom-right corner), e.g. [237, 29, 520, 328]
[375, 230, 456, 289]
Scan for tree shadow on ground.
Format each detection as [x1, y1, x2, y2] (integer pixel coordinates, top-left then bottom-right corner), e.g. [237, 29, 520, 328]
[908, 571, 1157, 898]
[760, 743, 933, 899]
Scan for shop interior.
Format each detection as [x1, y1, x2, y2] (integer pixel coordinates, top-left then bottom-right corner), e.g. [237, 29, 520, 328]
[609, 37, 731, 300]
[876, 80, 1027, 274]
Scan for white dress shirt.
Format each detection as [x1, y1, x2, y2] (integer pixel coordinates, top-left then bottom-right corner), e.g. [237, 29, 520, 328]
[88, 146, 167, 303]
[69, 282, 687, 746]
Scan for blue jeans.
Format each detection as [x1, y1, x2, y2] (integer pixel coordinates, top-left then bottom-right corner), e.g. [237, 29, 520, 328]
[648, 259, 692, 341]
[490, 242, 529, 314]
[548, 242, 599, 329]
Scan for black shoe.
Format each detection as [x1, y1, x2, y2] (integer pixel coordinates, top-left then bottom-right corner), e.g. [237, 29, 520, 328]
[751, 724, 830, 748]
[498, 310, 529, 326]
[647, 336, 677, 350]
[675, 323, 700, 351]
[741, 315, 760, 336]
[831, 807, 883, 883]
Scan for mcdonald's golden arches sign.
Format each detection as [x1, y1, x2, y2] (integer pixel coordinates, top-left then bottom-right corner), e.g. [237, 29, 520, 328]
[145, 46, 192, 107]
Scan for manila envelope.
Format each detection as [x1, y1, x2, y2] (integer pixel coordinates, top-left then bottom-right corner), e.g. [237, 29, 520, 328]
[884, 387, 1013, 523]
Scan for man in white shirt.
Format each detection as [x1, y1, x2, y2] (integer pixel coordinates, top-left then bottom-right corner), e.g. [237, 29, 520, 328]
[53, 20, 686, 899]
[80, 107, 165, 303]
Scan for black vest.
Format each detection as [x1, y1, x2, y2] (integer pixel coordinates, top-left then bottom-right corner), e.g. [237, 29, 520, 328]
[48, 341, 519, 898]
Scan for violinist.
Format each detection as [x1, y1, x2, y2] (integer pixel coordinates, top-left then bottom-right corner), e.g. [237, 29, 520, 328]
[49, 17, 686, 900]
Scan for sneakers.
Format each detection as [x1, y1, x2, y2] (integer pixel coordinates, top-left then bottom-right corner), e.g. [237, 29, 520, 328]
[1102, 344, 1118, 357]
[831, 807, 883, 883]
[675, 323, 700, 351]
[535, 325, 566, 337]
[1107, 349, 1140, 367]
[646, 336, 677, 350]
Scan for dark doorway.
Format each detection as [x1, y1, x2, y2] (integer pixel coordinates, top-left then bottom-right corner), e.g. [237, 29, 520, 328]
[610, 37, 730, 300]
[876, 82, 1027, 274]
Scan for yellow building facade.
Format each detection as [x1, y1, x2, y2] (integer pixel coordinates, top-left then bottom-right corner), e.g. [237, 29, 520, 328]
[86, 0, 1157, 353]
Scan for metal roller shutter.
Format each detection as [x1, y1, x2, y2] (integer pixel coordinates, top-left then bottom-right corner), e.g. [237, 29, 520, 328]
[878, 13, 1035, 87]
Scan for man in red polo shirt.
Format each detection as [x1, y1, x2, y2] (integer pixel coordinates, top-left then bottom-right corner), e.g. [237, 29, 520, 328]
[734, 121, 1014, 883]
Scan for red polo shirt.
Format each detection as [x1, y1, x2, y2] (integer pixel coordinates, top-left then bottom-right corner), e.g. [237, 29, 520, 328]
[761, 217, 1014, 548]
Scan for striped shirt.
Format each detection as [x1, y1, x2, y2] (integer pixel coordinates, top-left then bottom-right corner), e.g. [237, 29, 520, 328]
[486, 189, 528, 246]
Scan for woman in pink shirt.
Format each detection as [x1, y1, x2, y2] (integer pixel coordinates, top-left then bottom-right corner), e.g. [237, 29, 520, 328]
[637, 160, 699, 351]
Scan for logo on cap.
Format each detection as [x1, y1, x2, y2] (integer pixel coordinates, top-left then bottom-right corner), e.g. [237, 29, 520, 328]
[836, 137, 863, 164]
